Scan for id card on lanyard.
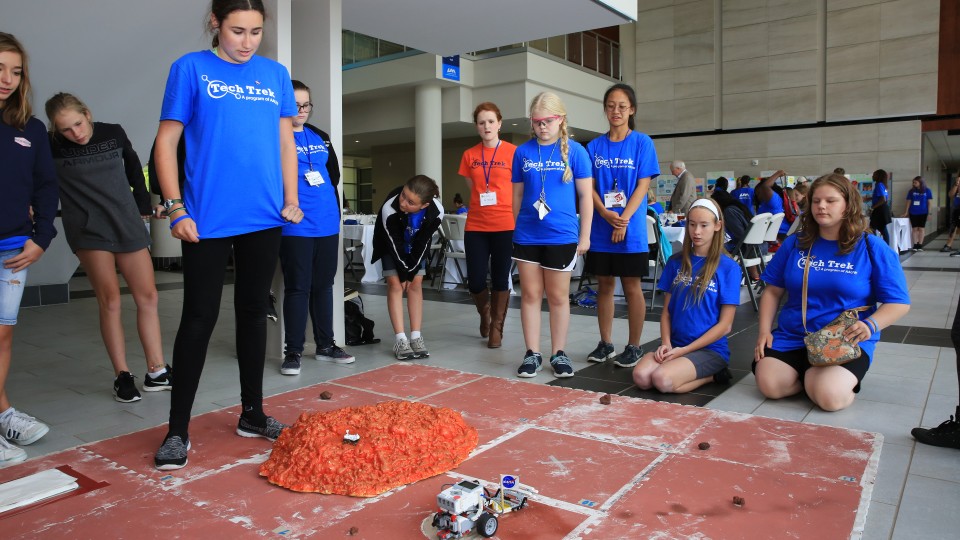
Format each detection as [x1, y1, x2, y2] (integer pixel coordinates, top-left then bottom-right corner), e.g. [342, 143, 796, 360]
[480, 142, 499, 206]
[600, 133, 629, 209]
[534, 141, 558, 220]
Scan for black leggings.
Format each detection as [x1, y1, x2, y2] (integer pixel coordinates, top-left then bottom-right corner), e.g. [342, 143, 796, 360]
[168, 227, 281, 438]
[464, 230, 514, 293]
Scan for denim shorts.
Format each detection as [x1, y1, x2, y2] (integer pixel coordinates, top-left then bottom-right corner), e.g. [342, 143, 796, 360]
[0, 249, 28, 325]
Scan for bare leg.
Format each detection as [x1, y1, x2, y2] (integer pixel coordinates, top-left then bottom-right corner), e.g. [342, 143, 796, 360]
[632, 352, 660, 389]
[517, 261, 543, 352]
[804, 366, 858, 411]
[621, 277, 646, 346]
[406, 275, 424, 332]
[543, 268, 572, 355]
[596, 275, 615, 343]
[385, 275, 405, 334]
[77, 250, 130, 375]
[754, 356, 803, 399]
[0, 326, 12, 412]
[115, 249, 165, 372]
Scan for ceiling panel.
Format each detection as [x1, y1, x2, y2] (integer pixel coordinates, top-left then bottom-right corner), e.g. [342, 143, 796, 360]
[342, 0, 635, 56]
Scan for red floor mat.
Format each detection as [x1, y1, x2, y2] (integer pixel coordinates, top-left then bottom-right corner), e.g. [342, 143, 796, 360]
[0, 364, 881, 539]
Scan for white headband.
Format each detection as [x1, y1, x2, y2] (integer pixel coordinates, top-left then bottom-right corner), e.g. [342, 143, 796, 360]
[687, 199, 720, 221]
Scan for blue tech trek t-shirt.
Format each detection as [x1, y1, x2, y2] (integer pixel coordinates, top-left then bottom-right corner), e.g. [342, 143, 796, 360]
[761, 234, 911, 362]
[731, 187, 755, 215]
[905, 188, 933, 215]
[282, 128, 339, 237]
[586, 131, 660, 253]
[872, 182, 888, 206]
[160, 50, 297, 239]
[511, 138, 591, 245]
[404, 208, 426, 254]
[657, 254, 741, 360]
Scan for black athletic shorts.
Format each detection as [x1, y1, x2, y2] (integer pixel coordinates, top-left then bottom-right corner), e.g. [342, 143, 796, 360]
[512, 243, 578, 271]
[584, 251, 649, 278]
[752, 346, 870, 393]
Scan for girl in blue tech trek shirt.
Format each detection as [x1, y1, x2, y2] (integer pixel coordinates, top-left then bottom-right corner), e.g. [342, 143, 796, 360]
[902, 175, 933, 251]
[513, 92, 593, 379]
[632, 199, 741, 394]
[152, 0, 302, 471]
[277, 80, 353, 377]
[755, 174, 910, 412]
[869, 169, 892, 245]
[584, 83, 660, 370]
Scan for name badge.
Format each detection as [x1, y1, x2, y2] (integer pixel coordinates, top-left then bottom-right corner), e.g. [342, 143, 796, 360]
[533, 199, 551, 220]
[479, 191, 497, 207]
[305, 170, 323, 186]
[604, 190, 626, 208]
[912, 200, 919, 206]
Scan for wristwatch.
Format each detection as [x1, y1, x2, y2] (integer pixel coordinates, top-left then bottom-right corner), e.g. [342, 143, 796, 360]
[162, 198, 183, 210]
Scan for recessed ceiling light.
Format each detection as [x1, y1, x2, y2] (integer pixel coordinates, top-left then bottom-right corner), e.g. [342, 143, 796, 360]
[511, 123, 517, 126]
[354, 140, 360, 143]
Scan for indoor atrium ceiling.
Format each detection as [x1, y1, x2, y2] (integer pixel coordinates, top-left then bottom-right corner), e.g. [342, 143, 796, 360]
[342, 0, 636, 56]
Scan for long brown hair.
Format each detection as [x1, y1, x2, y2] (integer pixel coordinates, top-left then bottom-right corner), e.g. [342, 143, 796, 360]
[677, 198, 727, 306]
[0, 32, 31, 130]
[208, 0, 266, 48]
[797, 173, 866, 255]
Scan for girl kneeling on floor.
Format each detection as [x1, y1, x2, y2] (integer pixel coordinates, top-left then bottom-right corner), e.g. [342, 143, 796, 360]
[632, 198, 741, 393]
[372, 175, 443, 360]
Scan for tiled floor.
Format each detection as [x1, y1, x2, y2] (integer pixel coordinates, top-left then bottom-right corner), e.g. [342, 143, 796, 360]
[1, 234, 958, 538]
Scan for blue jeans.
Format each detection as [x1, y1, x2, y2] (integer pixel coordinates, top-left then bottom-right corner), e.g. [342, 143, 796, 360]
[279, 234, 339, 354]
[0, 248, 28, 325]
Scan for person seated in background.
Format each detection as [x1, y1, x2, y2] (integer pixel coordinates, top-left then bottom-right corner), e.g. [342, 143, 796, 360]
[833, 167, 846, 175]
[730, 175, 755, 216]
[452, 193, 468, 215]
[648, 188, 665, 216]
[712, 187, 758, 281]
[343, 198, 356, 215]
[713, 176, 728, 193]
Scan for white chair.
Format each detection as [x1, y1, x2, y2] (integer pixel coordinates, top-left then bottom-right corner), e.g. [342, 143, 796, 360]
[762, 213, 786, 267]
[732, 212, 771, 311]
[436, 214, 467, 290]
[785, 214, 802, 236]
[645, 214, 665, 309]
[342, 224, 365, 281]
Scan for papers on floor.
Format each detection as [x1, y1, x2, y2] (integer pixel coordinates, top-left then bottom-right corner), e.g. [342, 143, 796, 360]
[0, 468, 79, 514]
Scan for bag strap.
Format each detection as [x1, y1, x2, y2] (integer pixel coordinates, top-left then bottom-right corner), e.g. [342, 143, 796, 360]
[801, 239, 872, 335]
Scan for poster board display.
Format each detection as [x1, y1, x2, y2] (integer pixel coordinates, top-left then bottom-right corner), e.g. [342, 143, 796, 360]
[706, 171, 734, 194]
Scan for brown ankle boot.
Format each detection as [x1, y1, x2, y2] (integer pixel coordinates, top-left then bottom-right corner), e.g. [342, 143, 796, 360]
[488, 290, 510, 348]
[471, 289, 491, 338]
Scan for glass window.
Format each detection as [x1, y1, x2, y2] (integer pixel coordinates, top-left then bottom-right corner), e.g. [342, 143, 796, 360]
[547, 35, 565, 59]
[567, 33, 582, 65]
[528, 38, 548, 53]
[583, 32, 598, 71]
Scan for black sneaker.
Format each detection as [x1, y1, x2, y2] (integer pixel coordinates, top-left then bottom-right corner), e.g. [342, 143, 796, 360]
[155, 435, 190, 470]
[613, 344, 643, 368]
[586, 341, 615, 363]
[516, 350, 543, 378]
[549, 351, 574, 378]
[941, 245, 954, 252]
[911, 410, 960, 449]
[114, 372, 142, 403]
[951, 250, 960, 257]
[236, 415, 287, 441]
[713, 367, 733, 384]
[280, 353, 301, 375]
[143, 365, 173, 392]
[316, 343, 355, 364]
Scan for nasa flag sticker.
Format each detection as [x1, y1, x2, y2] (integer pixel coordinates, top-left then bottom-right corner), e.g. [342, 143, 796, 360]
[500, 474, 517, 488]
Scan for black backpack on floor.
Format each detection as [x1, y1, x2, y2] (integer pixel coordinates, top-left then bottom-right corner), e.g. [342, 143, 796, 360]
[344, 293, 379, 346]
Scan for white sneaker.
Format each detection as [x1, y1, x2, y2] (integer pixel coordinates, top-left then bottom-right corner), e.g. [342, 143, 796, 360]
[0, 437, 27, 467]
[394, 338, 415, 360]
[1, 409, 50, 446]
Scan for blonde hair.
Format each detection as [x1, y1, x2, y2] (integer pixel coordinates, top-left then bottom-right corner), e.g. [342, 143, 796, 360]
[677, 198, 726, 307]
[529, 92, 572, 182]
[44, 92, 91, 131]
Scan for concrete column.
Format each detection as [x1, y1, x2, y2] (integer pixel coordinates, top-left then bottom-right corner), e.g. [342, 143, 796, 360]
[415, 83, 444, 197]
[618, 22, 636, 90]
[264, 0, 345, 358]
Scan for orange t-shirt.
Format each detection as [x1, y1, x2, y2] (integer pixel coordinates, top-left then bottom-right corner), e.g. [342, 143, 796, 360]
[458, 141, 517, 232]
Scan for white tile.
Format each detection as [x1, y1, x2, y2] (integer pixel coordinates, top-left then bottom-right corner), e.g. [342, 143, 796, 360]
[862, 500, 897, 540]
[870, 442, 912, 505]
[893, 475, 960, 539]
[704, 382, 766, 413]
[804, 399, 922, 447]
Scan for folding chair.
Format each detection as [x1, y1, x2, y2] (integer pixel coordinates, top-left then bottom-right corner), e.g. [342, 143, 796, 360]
[785, 214, 801, 236]
[731, 212, 771, 311]
[645, 215, 665, 309]
[436, 214, 467, 290]
[342, 225, 365, 281]
[762, 212, 786, 269]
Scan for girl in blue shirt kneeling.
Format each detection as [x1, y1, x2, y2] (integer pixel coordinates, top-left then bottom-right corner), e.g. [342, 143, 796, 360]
[632, 198, 741, 393]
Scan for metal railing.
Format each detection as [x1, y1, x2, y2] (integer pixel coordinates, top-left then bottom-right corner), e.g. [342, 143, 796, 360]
[342, 29, 620, 80]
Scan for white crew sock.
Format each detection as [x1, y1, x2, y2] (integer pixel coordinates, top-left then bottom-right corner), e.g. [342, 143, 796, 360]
[411, 331, 422, 340]
[395, 333, 407, 342]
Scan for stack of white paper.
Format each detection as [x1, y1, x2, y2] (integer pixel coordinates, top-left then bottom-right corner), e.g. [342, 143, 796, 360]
[0, 469, 79, 514]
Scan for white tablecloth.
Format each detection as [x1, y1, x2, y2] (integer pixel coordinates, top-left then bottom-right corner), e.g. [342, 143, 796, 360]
[888, 218, 911, 253]
[663, 227, 685, 245]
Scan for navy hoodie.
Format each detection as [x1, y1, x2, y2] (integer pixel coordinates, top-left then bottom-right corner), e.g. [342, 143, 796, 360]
[0, 116, 59, 251]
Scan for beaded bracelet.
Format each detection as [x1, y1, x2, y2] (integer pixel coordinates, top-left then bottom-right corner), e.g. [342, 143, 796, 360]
[165, 206, 187, 218]
[169, 214, 189, 230]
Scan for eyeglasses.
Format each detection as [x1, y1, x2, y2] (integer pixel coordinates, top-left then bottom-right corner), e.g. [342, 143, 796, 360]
[605, 104, 632, 113]
[530, 115, 562, 128]
[297, 102, 313, 112]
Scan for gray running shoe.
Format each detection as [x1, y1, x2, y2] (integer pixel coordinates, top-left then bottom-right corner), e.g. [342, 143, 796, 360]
[394, 338, 416, 360]
[154, 435, 190, 470]
[410, 336, 429, 358]
[236, 416, 287, 441]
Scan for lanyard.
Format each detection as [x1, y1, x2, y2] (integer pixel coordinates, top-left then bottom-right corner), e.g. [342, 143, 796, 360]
[295, 130, 313, 171]
[603, 130, 630, 191]
[536, 140, 559, 202]
[480, 141, 500, 193]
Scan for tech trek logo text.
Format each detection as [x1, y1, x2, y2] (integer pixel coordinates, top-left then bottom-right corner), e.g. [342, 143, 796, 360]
[201, 75, 279, 105]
